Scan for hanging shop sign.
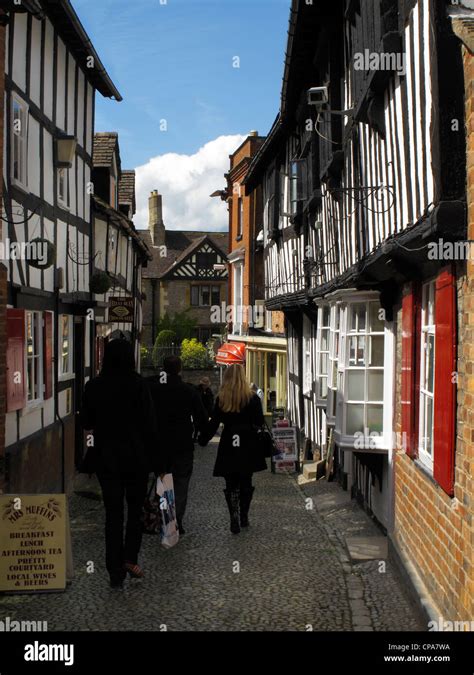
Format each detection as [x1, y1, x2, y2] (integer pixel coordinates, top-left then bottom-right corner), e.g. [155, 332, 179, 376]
[109, 297, 134, 323]
[0, 494, 68, 593]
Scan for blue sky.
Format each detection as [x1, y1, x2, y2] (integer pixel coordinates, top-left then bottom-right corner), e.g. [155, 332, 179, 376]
[75, 0, 290, 169]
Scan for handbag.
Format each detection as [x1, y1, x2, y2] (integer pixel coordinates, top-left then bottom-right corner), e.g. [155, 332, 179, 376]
[256, 421, 279, 459]
[155, 474, 180, 549]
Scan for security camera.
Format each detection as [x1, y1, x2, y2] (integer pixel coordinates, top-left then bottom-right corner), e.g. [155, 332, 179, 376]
[307, 86, 328, 108]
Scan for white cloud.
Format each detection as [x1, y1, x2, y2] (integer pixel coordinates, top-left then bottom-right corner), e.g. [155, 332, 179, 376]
[134, 134, 246, 232]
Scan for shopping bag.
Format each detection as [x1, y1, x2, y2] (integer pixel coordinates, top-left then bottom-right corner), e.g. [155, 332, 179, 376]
[142, 478, 161, 535]
[155, 474, 180, 549]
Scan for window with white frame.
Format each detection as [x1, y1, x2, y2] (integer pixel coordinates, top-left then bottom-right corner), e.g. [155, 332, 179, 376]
[58, 168, 69, 206]
[60, 315, 73, 377]
[302, 315, 313, 396]
[316, 305, 330, 401]
[328, 304, 341, 419]
[344, 301, 385, 436]
[233, 263, 243, 334]
[418, 281, 436, 471]
[26, 311, 43, 404]
[12, 96, 28, 187]
[237, 197, 243, 238]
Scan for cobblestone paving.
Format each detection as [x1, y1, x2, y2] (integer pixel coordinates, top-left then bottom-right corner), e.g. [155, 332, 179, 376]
[0, 442, 425, 631]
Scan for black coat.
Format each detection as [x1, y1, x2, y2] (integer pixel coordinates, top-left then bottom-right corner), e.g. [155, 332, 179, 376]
[146, 373, 209, 469]
[80, 372, 164, 476]
[199, 394, 268, 477]
[196, 385, 214, 417]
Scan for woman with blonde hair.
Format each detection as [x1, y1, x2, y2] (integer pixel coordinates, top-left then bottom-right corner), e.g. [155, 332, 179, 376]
[198, 364, 267, 533]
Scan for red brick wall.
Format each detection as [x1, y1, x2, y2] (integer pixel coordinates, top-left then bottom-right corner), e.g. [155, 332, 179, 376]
[393, 46, 474, 620]
[0, 16, 7, 493]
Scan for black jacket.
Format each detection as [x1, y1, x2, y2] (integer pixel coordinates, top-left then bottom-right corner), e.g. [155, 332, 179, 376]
[80, 372, 164, 475]
[199, 394, 267, 477]
[196, 385, 214, 417]
[146, 373, 208, 468]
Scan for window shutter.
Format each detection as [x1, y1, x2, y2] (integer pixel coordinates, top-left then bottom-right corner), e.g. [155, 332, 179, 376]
[401, 287, 416, 457]
[43, 311, 53, 400]
[6, 308, 26, 412]
[433, 266, 456, 496]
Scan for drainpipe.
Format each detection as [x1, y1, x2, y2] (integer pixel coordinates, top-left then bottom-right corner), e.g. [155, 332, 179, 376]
[151, 279, 157, 345]
[54, 270, 65, 493]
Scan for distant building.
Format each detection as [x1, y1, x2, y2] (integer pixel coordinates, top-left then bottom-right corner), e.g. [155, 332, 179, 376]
[138, 190, 228, 348]
[217, 132, 287, 420]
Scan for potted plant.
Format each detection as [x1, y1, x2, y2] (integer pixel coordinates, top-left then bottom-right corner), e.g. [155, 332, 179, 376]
[28, 238, 56, 269]
[90, 270, 112, 294]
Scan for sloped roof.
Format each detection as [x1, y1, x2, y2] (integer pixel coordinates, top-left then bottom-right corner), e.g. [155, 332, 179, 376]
[93, 194, 151, 261]
[93, 132, 120, 169]
[38, 1, 121, 100]
[119, 170, 136, 214]
[138, 229, 228, 279]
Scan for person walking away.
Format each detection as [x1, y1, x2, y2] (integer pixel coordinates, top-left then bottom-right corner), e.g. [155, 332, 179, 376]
[193, 376, 214, 440]
[147, 356, 208, 535]
[80, 339, 164, 588]
[199, 365, 267, 534]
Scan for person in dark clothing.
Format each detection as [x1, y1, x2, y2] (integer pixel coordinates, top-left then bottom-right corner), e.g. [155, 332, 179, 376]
[147, 356, 208, 535]
[80, 339, 164, 588]
[198, 364, 267, 534]
[197, 377, 214, 416]
[193, 376, 214, 440]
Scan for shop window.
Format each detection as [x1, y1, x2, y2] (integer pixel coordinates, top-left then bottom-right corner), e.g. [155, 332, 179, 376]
[59, 315, 73, 377]
[328, 304, 341, 420]
[26, 311, 43, 405]
[317, 305, 330, 401]
[344, 301, 385, 436]
[302, 315, 313, 396]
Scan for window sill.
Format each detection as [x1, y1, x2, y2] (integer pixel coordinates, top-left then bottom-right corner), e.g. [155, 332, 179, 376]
[58, 373, 75, 383]
[413, 458, 436, 485]
[11, 178, 29, 194]
[20, 401, 44, 417]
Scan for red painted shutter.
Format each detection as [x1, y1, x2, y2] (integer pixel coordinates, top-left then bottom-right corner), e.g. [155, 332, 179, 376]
[43, 311, 53, 400]
[401, 287, 416, 457]
[433, 266, 456, 496]
[6, 308, 26, 412]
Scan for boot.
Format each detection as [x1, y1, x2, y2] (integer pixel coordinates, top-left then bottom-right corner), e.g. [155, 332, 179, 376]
[223, 489, 240, 534]
[239, 486, 255, 528]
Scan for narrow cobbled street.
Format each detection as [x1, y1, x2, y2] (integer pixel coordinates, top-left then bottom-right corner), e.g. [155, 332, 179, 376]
[0, 439, 424, 632]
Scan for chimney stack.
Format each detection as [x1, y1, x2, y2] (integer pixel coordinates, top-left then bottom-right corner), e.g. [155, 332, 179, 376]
[149, 190, 165, 247]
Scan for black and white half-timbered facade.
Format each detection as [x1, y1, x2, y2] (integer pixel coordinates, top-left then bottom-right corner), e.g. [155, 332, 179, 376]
[245, 0, 467, 529]
[1, 1, 121, 493]
[91, 134, 151, 374]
